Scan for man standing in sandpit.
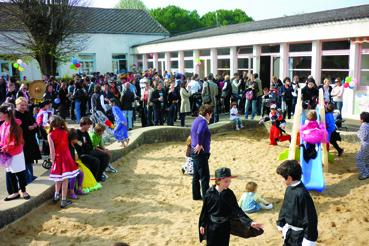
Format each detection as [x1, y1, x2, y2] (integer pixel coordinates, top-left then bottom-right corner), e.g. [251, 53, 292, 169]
[191, 105, 213, 200]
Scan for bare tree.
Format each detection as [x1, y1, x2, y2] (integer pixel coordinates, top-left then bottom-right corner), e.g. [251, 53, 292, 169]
[0, 0, 89, 76]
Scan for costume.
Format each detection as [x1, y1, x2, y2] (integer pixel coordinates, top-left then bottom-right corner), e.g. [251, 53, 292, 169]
[49, 129, 79, 181]
[277, 182, 318, 246]
[267, 110, 291, 145]
[112, 105, 128, 141]
[300, 120, 328, 162]
[199, 186, 261, 246]
[76, 159, 102, 192]
[356, 123, 369, 178]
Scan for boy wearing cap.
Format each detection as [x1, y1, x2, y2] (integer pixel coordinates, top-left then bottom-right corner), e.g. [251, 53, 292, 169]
[199, 167, 264, 246]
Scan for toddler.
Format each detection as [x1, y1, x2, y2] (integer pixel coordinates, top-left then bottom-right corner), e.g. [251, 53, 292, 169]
[181, 136, 193, 175]
[230, 102, 244, 130]
[239, 181, 273, 213]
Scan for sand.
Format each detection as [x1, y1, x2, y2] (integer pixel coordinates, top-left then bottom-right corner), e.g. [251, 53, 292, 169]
[0, 128, 368, 246]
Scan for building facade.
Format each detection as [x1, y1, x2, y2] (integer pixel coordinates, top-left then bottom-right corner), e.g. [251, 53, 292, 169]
[132, 5, 369, 120]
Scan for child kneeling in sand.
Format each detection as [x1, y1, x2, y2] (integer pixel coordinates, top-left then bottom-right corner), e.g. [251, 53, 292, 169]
[276, 160, 318, 245]
[238, 181, 273, 213]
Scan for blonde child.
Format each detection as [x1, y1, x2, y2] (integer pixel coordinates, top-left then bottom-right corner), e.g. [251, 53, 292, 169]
[48, 115, 79, 208]
[181, 136, 193, 175]
[239, 181, 273, 213]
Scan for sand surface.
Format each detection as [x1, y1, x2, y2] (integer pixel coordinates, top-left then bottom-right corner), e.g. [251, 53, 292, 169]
[0, 128, 368, 246]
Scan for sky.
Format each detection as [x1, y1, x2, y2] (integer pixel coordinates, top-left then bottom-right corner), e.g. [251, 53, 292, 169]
[90, 0, 369, 20]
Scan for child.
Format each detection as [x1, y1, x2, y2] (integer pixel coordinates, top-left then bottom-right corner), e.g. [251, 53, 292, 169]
[48, 115, 79, 208]
[325, 103, 344, 156]
[300, 110, 328, 162]
[111, 99, 129, 147]
[260, 104, 291, 145]
[181, 136, 193, 175]
[199, 167, 263, 246]
[356, 112, 369, 180]
[261, 87, 275, 117]
[69, 129, 102, 193]
[276, 160, 318, 245]
[89, 123, 118, 173]
[230, 102, 244, 130]
[0, 104, 30, 201]
[238, 181, 273, 213]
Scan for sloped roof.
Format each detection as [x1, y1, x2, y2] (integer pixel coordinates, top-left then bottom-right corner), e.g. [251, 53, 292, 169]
[136, 4, 369, 46]
[0, 4, 169, 35]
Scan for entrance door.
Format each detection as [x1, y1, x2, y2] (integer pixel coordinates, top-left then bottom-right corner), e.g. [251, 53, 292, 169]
[199, 58, 210, 79]
[260, 56, 271, 89]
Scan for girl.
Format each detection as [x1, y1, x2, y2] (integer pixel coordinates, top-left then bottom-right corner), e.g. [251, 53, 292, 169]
[111, 99, 129, 147]
[0, 104, 30, 201]
[48, 115, 79, 208]
[356, 112, 369, 180]
[230, 101, 243, 130]
[199, 167, 263, 246]
[300, 110, 328, 162]
[181, 136, 193, 175]
[238, 181, 273, 214]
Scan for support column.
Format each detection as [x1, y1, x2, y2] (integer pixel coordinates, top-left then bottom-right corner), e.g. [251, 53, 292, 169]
[311, 40, 322, 84]
[252, 45, 261, 75]
[165, 52, 171, 72]
[142, 54, 148, 71]
[210, 48, 217, 75]
[230, 46, 238, 75]
[279, 43, 289, 80]
[178, 51, 184, 74]
[153, 53, 158, 70]
[193, 50, 200, 75]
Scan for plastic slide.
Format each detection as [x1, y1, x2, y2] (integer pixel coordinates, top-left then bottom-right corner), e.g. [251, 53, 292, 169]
[300, 89, 326, 192]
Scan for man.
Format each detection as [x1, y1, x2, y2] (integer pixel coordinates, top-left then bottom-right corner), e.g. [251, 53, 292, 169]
[253, 73, 263, 115]
[121, 82, 135, 130]
[202, 73, 219, 123]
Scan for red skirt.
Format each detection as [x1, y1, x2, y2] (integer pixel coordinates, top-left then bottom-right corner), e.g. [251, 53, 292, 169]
[49, 153, 79, 181]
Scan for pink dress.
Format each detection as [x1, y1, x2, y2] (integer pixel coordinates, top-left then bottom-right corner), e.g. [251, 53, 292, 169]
[49, 129, 79, 181]
[300, 120, 328, 144]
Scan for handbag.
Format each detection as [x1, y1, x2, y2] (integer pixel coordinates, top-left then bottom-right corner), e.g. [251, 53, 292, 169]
[203, 83, 212, 104]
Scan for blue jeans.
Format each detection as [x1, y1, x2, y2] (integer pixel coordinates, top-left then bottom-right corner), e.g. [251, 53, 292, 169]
[245, 100, 257, 119]
[167, 104, 176, 126]
[233, 118, 242, 128]
[335, 101, 343, 115]
[123, 110, 133, 129]
[75, 100, 81, 123]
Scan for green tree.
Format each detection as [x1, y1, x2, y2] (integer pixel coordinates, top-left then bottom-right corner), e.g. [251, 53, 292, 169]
[200, 9, 253, 28]
[115, 0, 146, 10]
[150, 5, 202, 34]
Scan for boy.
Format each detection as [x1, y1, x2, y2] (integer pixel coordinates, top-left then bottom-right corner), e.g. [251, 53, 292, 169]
[276, 160, 318, 246]
[230, 101, 244, 130]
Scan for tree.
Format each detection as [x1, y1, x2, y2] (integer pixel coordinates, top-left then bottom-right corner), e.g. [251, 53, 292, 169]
[200, 9, 253, 28]
[115, 0, 146, 10]
[150, 5, 202, 34]
[0, 0, 89, 76]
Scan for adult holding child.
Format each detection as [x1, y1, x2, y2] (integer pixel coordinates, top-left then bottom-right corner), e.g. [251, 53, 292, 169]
[191, 105, 212, 200]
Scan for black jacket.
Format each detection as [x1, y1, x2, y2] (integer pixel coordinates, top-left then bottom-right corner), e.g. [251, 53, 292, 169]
[121, 89, 135, 111]
[151, 89, 167, 109]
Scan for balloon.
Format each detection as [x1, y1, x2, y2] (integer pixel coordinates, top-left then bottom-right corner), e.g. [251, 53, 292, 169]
[13, 63, 19, 69]
[343, 83, 349, 88]
[17, 59, 22, 64]
[349, 81, 356, 89]
[345, 76, 352, 83]
[19, 63, 25, 68]
[69, 64, 75, 69]
[75, 63, 81, 68]
[19, 67, 24, 72]
[72, 58, 78, 64]
[54, 98, 61, 104]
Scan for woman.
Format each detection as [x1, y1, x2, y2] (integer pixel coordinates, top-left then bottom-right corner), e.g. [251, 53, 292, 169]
[180, 80, 191, 127]
[16, 83, 31, 102]
[166, 82, 179, 126]
[301, 78, 319, 109]
[222, 75, 232, 113]
[43, 83, 57, 108]
[14, 97, 41, 184]
[319, 78, 333, 104]
[244, 80, 258, 120]
[331, 77, 344, 114]
[150, 82, 166, 126]
[73, 81, 84, 123]
[141, 81, 154, 126]
[191, 105, 213, 200]
[0, 103, 30, 201]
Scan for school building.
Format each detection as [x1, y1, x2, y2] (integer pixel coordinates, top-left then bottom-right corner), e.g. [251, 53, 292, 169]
[132, 4, 369, 120]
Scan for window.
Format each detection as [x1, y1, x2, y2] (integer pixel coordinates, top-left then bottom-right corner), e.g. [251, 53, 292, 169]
[199, 49, 210, 56]
[112, 54, 127, 74]
[237, 46, 253, 54]
[322, 41, 350, 50]
[158, 53, 165, 59]
[289, 43, 312, 52]
[360, 43, 369, 86]
[288, 57, 311, 83]
[217, 59, 230, 75]
[321, 55, 349, 83]
[78, 54, 96, 75]
[0, 61, 11, 76]
[184, 50, 193, 57]
[137, 61, 143, 71]
[171, 60, 178, 69]
[148, 61, 153, 69]
[185, 60, 193, 69]
[170, 52, 178, 58]
[237, 58, 253, 75]
[261, 45, 280, 53]
[147, 53, 154, 60]
[289, 70, 311, 84]
[217, 48, 230, 55]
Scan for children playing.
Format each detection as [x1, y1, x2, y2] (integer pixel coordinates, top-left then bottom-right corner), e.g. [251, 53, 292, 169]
[230, 102, 244, 130]
[111, 99, 129, 147]
[276, 160, 318, 245]
[300, 110, 328, 162]
[181, 136, 193, 175]
[48, 115, 79, 208]
[199, 167, 263, 246]
[356, 112, 369, 180]
[238, 181, 273, 213]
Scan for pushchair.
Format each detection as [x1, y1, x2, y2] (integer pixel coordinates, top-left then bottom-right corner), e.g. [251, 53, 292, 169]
[90, 110, 115, 143]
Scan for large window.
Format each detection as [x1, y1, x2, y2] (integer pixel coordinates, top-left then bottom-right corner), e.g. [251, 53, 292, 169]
[237, 46, 253, 54]
[112, 54, 127, 74]
[322, 41, 350, 50]
[171, 60, 178, 69]
[0, 61, 12, 77]
[360, 43, 369, 86]
[289, 57, 311, 82]
[237, 58, 253, 75]
[321, 55, 349, 82]
[217, 48, 230, 55]
[78, 54, 96, 75]
[185, 60, 193, 69]
[199, 49, 210, 56]
[184, 50, 193, 57]
[148, 61, 154, 69]
[158, 53, 165, 59]
[217, 59, 230, 76]
[289, 43, 312, 52]
[261, 45, 280, 54]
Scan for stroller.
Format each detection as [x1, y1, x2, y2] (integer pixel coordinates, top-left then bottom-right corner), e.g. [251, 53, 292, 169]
[90, 110, 115, 142]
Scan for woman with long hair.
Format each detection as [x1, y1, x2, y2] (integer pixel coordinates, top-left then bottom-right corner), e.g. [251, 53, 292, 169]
[0, 103, 30, 201]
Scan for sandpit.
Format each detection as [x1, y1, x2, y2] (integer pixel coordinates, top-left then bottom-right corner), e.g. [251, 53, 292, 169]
[0, 128, 368, 246]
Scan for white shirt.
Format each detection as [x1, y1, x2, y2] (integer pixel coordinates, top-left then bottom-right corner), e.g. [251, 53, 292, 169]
[187, 80, 201, 94]
[230, 107, 238, 120]
[331, 85, 344, 102]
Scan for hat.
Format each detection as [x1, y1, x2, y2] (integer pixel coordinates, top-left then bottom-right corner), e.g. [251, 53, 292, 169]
[211, 167, 237, 180]
[270, 104, 277, 109]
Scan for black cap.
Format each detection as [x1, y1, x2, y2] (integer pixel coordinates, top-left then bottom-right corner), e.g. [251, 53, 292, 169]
[211, 167, 237, 180]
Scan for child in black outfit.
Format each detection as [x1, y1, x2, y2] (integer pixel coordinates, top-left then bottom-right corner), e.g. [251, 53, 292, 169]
[199, 167, 263, 246]
[276, 160, 318, 246]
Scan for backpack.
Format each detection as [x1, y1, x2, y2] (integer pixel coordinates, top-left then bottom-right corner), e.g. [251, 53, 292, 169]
[245, 90, 254, 101]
